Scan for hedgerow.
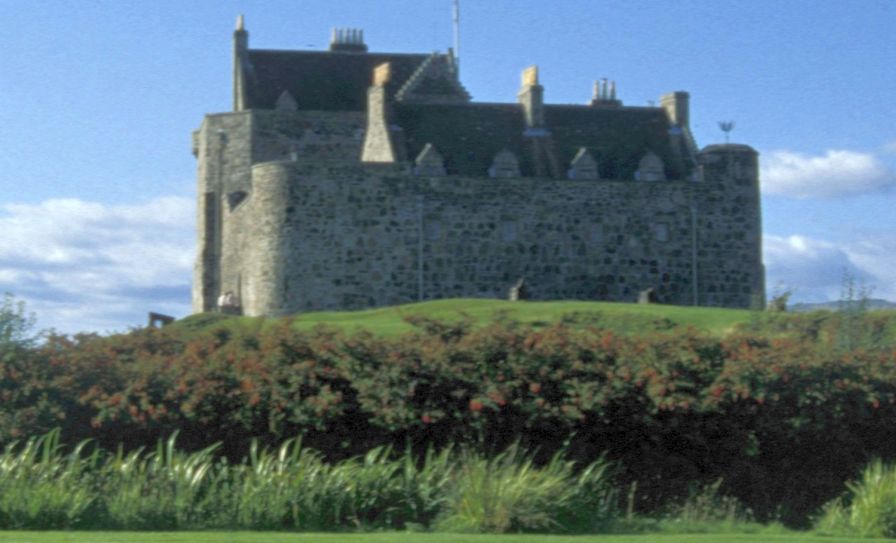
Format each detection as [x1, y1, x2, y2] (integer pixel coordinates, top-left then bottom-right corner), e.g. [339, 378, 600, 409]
[1, 312, 895, 526]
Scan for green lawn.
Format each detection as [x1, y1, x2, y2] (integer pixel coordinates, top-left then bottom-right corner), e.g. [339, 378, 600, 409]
[176, 298, 754, 337]
[0, 532, 890, 543]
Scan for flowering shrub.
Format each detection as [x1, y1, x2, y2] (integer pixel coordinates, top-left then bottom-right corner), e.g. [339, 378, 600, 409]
[2, 312, 896, 525]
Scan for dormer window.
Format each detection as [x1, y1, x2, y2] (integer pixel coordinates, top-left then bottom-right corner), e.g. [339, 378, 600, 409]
[488, 150, 520, 178]
[635, 151, 666, 181]
[567, 148, 600, 180]
[413, 143, 447, 177]
[275, 90, 298, 112]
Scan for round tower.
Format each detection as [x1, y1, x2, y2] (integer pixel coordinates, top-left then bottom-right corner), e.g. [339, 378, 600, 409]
[698, 144, 758, 188]
[697, 143, 764, 307]
[242, 162, 294, 316]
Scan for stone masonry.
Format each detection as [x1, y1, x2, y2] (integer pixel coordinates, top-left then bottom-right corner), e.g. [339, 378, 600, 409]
[192, 18, 764, 315]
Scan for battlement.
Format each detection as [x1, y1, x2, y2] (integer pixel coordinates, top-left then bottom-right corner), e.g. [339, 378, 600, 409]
[193, 19, 764, 315]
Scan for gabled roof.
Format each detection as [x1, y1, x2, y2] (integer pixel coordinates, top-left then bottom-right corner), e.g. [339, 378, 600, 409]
[245, 49, 429, 111]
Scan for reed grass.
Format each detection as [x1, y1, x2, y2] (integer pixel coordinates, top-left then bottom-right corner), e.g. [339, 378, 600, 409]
[435, 447, 617, 533]
[0, 432, 617, 533]
[815, 459, 896, 538]
[0, 430, 95, 529]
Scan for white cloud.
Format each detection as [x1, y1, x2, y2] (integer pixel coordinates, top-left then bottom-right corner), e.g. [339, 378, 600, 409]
[882, 141, 896, 155]
[764, 234, 896, 302]
[0, 197, 194, 334]
[761, 149, 896, 198]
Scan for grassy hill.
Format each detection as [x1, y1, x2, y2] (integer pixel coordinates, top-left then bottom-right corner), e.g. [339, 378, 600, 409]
[174, 298, 754, 337]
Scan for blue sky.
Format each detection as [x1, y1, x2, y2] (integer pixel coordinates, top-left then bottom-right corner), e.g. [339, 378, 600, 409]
[1, 0, 894, 333]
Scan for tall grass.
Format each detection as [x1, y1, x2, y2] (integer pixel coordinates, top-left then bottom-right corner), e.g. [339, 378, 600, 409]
[0, 432, 617, 533]
[816, 459, 896, 538]
[0, 430, 95, 529]
[658, 479, 757, 534]
[435, 446, 617, 533]
[97, 434, 222, 529]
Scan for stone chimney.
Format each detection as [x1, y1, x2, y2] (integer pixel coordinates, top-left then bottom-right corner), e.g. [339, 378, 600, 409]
[590, 78, 621, 107]
[233, 15, 249, 111]
[329, 27, 368, 53]
[361, 63, 404, 162]
[660, 91, 690, 128]
[661, 91, 698, 165]
[518, 65, 544, 128]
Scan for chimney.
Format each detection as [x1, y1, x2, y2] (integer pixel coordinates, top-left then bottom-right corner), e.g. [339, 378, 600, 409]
[361, 63, 404, 162]
[590, 78, 621, 107]
[329, 27, 368, 53]
[518, 65, 544, 128]
[660, 91, 690, 128]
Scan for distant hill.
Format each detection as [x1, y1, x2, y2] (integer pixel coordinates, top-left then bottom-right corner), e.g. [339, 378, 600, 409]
[789, 298, 896, 312]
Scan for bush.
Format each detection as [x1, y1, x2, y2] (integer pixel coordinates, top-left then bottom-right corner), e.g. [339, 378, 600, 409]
[2, 311, 896, 526]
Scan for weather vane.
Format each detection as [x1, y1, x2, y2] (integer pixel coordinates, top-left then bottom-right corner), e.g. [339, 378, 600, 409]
[718, 121, 735, 144]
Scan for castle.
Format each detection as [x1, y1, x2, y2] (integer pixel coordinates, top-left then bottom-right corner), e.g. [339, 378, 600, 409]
[192, 17, 764, 316]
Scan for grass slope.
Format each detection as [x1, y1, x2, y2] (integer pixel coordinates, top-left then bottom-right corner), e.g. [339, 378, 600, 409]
[175, 299, 753, 337]
[0, 533, 892, 543]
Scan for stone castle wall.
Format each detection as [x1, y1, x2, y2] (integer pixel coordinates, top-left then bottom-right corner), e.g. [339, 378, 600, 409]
[195, 111, 763, 315]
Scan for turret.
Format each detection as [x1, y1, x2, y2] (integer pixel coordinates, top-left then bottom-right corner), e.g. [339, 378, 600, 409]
[696, 143, 764, 308]
[244, 163, 294, 315]
[233, 15, 249, 111]
[698, 144, 759, 188]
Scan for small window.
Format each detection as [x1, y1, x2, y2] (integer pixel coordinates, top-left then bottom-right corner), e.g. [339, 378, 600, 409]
[227, 191, 248, 211]
[653, 223, 669, 242]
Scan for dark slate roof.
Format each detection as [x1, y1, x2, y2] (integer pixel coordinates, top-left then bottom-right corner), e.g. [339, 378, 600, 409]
[394, 103, 535, 177]
[544, 105, 687, 179]
[245, 49, 428, 111]
[394, 102, 687, 180]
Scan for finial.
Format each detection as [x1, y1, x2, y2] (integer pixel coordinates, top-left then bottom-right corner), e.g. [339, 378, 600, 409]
[236, 14, 245, 31]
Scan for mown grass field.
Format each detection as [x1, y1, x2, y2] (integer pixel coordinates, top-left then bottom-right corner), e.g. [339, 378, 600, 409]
[0, 532, 892, 543]
[174, 298, 754, 337]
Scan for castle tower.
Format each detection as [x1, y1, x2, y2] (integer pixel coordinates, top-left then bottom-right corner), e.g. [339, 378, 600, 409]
[696, 143, 764, 307]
